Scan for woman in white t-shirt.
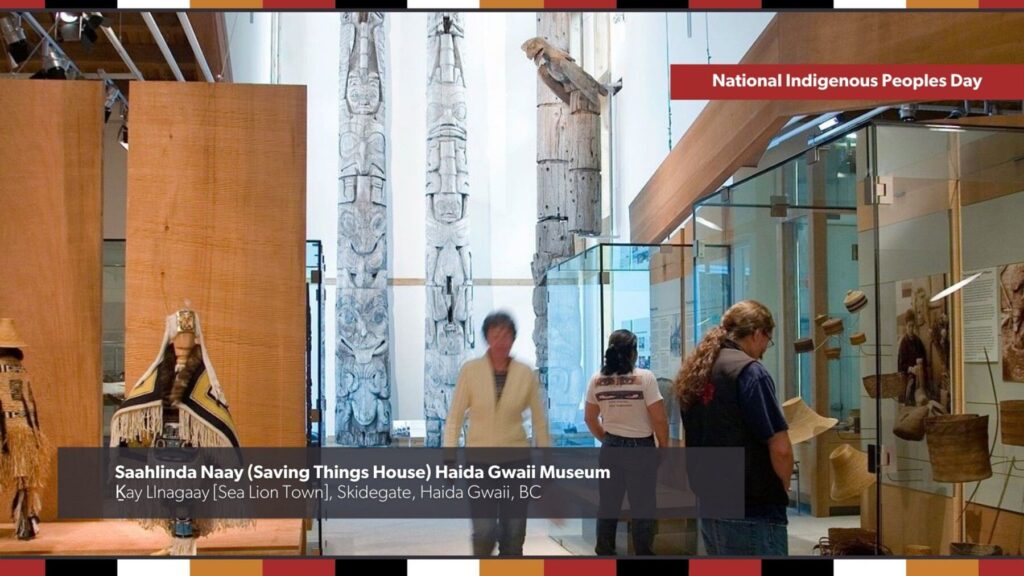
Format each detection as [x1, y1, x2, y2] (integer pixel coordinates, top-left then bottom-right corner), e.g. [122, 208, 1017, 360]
[584, 329, 669, 556]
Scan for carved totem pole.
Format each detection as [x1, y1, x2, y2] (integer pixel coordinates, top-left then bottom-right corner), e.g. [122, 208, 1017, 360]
[525, 15, 604, 430]
[337, 12, 391, 447]
[424, 13, 474, 447]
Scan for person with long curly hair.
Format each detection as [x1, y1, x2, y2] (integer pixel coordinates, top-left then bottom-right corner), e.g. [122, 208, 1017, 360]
[675, 300, 792, 556]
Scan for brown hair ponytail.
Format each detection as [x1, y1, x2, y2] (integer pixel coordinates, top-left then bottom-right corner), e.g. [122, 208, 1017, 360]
[675, 300, 775, 410]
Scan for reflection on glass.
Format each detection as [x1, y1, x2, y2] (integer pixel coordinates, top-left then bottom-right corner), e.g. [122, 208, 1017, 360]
[545, 243, 689, 446]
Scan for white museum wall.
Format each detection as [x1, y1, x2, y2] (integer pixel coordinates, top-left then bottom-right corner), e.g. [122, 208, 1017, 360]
[225, 13, 273, 84]
[614, 13, 772, 241]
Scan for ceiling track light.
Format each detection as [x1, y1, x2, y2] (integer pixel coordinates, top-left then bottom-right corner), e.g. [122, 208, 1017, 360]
[0, 15, 29, 65]
[30, 41, 67, 80]
[57, 12, 81, 43]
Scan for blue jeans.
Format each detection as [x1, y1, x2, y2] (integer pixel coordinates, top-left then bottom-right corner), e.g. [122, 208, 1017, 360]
[596, 433, 657, 555]
[701, 517, 788, 556]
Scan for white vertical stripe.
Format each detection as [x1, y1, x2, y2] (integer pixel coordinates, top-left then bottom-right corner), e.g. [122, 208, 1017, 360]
[118, 559, 190, 576]
[835, 559, 906, 576]
[406, 0, 481, 9]
[118, 0, 190, 8]
[832, 0, 907, 8]
[408, 560, 480, 576]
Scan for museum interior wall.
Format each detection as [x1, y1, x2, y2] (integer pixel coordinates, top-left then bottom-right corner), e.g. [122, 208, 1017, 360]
[89, 12, 774, 440]
[0, 82, 104, 522]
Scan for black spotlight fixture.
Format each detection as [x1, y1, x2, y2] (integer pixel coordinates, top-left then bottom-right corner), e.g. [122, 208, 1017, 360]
[81, 12, 103, 49]
[30, 42, 67, 79]
[0, 15, 29, 65]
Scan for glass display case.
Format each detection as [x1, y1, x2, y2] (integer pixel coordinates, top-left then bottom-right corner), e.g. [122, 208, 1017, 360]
[863, 123, 1024, 555]
[692, 133, 863, 521]
[545, 243, 691, 446]
[307, 240, 326, 447]
[689, 119, 1024, 554]
[545, 242, 696, 555]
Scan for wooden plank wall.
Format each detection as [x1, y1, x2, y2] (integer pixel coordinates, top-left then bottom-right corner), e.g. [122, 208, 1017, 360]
[126, 82, 307, 448]
[0, 81, 104, 522]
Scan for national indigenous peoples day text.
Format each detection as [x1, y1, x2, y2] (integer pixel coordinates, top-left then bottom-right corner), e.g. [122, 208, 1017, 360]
[113, 463, 611, 484]
[712, 72, 984, 91]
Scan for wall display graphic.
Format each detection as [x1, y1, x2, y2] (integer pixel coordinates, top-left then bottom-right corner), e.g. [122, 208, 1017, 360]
[423, 12, 474, 448]
[999, 263, 1024, 383]
[0, 319, 52, 541]
[109, 309, 247, 555]
[895, 274, 951, 416]
[337, 12, 391, 447]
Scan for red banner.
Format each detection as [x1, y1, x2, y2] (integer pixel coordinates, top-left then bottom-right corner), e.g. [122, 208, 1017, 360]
[671, 64, 1024, 100]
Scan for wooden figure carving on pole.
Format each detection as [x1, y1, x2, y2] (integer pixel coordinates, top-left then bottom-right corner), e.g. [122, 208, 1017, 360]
[424, 13, 474, 447]
[524, 15, 604, 434]
[337, 12, 391, 447]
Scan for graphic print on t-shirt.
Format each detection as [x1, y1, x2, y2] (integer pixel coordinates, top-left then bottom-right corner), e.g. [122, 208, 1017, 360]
[593, 375, 645, 405]
[586, 369, 663, 438]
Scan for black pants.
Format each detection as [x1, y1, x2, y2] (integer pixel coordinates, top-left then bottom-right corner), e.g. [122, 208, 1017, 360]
[596, 433, 658, 555]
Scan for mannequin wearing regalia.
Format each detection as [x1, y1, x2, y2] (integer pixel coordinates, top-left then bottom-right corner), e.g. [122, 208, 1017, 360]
[0, 318, 52, 540]
[109, 308, 248, 555]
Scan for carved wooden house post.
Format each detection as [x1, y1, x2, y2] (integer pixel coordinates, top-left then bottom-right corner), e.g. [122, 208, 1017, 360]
[336, 12, 391, 447]
[423, 13, 474, 447]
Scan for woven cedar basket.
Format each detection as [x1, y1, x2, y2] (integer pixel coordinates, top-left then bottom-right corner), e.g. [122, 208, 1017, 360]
[999, 400, 1024, 447]
[862, 373, 903, 399]
[924, 414, 992, 483]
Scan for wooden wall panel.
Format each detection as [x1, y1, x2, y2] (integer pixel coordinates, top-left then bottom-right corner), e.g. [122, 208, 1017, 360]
[126, 82, 306, 448]
[0, 81, 104, 522]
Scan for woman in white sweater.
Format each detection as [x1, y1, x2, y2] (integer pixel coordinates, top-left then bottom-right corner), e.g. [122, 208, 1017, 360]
[444, 312, 550, 556]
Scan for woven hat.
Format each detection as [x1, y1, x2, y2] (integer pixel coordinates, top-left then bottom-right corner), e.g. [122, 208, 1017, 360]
[794, 338, 815, 354]
[783, 397, 838, 444]
[924, 414, 992, 483]
[849, 332, 867, 346]
[999, 400, 1024, 446]
[825, 347, 841, 360]
[844, 290, 868, 313]
[862, 373, 903, 399]
[0, 318, 28, 349]
[815, 314, 829, 327]
[823, 317, 844, 336]
[830, 444, 875, 501]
